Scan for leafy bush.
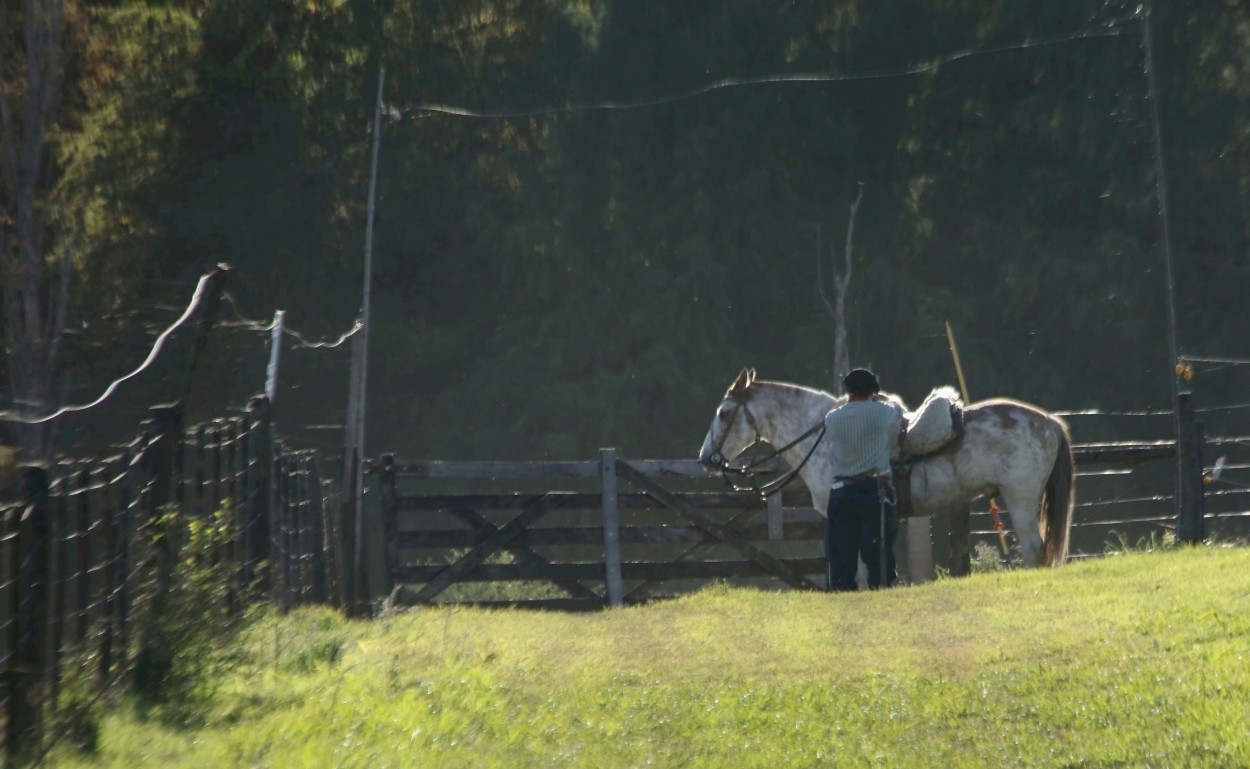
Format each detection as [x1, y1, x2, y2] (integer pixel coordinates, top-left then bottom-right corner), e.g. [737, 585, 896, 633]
[131, 503, 261, 723]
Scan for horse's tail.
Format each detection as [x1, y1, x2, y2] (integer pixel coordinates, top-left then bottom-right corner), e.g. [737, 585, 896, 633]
[1040, 421, 1075, 566]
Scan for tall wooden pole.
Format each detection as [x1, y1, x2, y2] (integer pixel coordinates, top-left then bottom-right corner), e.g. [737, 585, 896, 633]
[345, 65, 386, 612]
[265, 310, 285, 403]
[1141, 4, 1188, 525]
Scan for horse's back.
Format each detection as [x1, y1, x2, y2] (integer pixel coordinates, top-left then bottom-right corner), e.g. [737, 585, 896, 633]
[965, 398, 1068, 445]
[953, 398, 1068, 494]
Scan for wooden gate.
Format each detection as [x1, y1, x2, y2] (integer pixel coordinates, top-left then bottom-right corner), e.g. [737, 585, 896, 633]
[377, 451, 834, 609]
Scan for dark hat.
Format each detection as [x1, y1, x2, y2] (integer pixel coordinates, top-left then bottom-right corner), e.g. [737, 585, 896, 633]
[842, 368, 880, 395]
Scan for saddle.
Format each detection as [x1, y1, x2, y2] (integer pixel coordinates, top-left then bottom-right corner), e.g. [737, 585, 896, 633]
[892, 386, 965, 518]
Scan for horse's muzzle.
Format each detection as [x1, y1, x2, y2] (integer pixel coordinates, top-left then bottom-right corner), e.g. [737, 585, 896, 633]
[699, 451, 726, 474]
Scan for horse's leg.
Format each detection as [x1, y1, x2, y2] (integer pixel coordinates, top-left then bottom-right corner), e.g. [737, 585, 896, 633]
[1000, 488, 1044, 567]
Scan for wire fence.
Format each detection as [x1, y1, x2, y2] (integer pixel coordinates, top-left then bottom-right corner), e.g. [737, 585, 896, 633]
[0, 396, 346, 762]
[964, 384, 1250, 558]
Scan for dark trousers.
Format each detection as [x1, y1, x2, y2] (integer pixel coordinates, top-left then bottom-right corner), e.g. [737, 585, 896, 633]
[825, 480, 899, 591]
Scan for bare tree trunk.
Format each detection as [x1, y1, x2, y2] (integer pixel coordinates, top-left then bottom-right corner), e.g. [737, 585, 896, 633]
[0, 0, 71, 462]
[817, 183, 864, 389]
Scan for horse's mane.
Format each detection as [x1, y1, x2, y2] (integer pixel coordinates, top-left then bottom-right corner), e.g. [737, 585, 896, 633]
[753, 378, 910, 413]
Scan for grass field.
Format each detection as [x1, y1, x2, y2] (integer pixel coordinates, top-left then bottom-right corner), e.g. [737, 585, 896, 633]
[44, 545, 1250, 768]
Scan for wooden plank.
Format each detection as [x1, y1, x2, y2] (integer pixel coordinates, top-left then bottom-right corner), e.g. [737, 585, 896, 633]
[410, 493, 572, 603]
[1073, 442, 1175, 464]
[397, 557, 829, 583]
[396, 490, 775, 512]
[393, 460, 600, 480]
[396, 520, 827, 548]
[388, 457, 787, 480]
[388, 594, 616, 611]
[614, 459, 820, 591]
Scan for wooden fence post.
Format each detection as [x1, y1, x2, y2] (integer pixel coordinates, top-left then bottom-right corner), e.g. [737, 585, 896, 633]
[133, 405, 182, 699]
[246, 396, 273, 588]
[291, 454, 306, 607]
[1, 501, 15, 760]
[74, 466, 92, 642]
[340, 450, 360, 615]
[379, 454, 398, 599]
[114, 445, 135, 673]
[362, 462, 387, 613]
[307, 458, 329, 604]
[600, 449, 623, 608]
[274, 446, 292, 613]
[97, 468, 119, 688]
[147, 405, 182, 511]
[322, 477, 344, 610]
[8, 464, 51, 759]
[45, 476, 66, 709]
[1176, 392, 1206, 544]
[765, 493, 783, 540]
[948, 505, 971, 577]
[225, 418, 242, 578]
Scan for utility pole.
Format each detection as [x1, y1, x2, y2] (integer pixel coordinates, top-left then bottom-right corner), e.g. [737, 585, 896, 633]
[344, 64, 386, 611]
[265, 310, 285, 403]
[1141, 3, 1189, 529]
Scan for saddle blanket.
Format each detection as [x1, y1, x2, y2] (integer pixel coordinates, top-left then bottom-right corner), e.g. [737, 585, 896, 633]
[896, 385, 963, 459]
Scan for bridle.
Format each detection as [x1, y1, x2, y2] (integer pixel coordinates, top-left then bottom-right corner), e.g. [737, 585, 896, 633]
[705, 395, 826, 498]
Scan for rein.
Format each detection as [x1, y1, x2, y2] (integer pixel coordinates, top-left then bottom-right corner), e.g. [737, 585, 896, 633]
[709, 400, 827, 498]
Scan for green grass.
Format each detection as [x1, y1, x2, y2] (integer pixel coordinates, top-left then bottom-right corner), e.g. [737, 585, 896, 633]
[45, 546, 1250, 768]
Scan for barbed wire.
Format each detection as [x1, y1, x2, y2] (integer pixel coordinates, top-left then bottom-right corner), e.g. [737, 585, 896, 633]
[0, 272, 216, 425]
[0, 278, 363, 426]
[220, 292, 362, 350]
[395, 12, 1140, 121]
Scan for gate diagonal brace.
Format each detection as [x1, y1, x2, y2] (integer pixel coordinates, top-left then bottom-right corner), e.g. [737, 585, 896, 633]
[412, 493, 573, 603]
[446, 507, 599, 601]
[623, 505, 762, 601]
[614, 459, 820, 592]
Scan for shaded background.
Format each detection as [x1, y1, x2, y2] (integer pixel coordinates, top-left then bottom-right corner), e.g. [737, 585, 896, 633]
[11, 0, 1250, 466]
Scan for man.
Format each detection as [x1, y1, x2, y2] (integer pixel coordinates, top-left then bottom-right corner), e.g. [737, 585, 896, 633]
[824, 367, 904, 591]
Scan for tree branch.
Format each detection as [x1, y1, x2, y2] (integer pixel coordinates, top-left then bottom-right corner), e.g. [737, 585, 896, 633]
[815, 222, 837, 318]
[831, 183, 864, 381]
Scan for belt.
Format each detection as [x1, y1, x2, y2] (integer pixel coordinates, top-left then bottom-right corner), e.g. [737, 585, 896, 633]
[830, 472, 890, 491]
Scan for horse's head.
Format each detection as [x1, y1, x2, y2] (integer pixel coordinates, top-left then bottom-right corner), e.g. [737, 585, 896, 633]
[698, 367, 762, 474]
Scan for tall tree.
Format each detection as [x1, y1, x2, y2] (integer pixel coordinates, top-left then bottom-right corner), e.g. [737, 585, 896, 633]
[0, 0, 72, 461]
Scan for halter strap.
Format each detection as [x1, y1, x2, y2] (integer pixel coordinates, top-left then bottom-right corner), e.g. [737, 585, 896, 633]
[709, 396, 826, 498]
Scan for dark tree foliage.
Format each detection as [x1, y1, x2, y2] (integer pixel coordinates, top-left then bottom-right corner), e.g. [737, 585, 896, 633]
[7, 0, 1250, 462]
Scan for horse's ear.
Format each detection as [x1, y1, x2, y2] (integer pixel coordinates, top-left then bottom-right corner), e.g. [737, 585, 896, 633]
[729, 367, 756, 397]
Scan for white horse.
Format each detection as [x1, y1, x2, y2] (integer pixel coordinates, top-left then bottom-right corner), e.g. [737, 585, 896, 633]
[697, 368, 1074, 566]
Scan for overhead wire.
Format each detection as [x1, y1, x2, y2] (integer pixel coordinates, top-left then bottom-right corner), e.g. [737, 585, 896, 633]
[395, 12, 1140, 121]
